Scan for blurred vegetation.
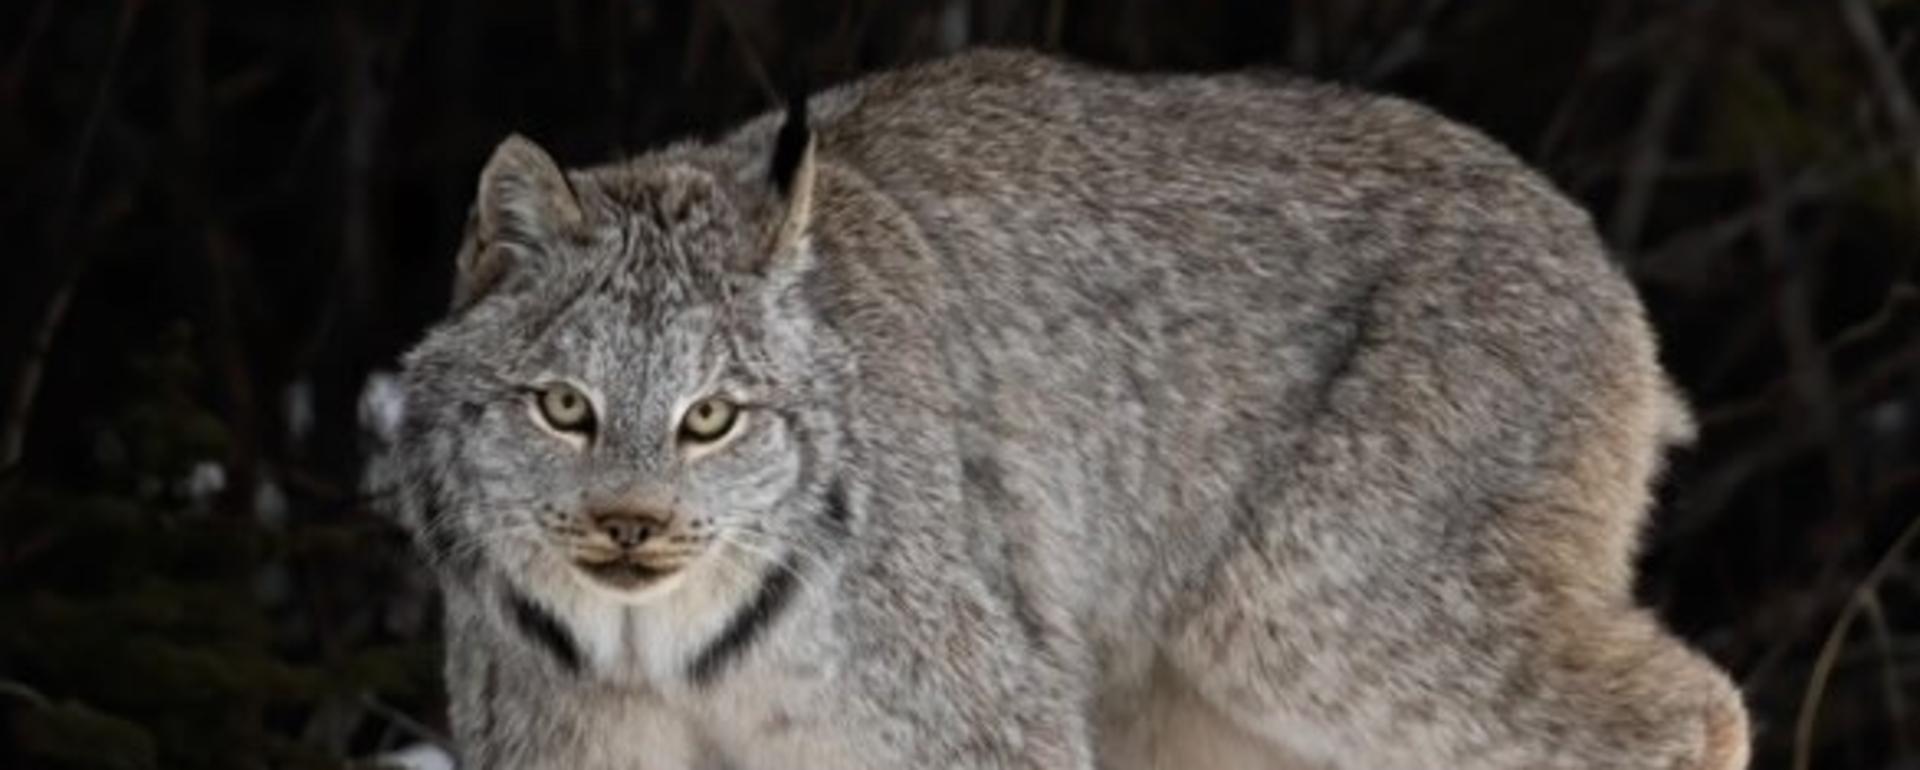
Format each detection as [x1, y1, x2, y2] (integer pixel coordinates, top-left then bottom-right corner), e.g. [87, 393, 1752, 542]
[2, 324, 437, 768]
[1, 1, 1916, 768]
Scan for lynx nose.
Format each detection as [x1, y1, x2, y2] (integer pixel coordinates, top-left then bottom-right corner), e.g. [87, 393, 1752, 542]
[591, 511, 667, 549]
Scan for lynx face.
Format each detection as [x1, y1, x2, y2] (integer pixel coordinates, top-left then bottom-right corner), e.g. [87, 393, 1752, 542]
[391, 147, 834, 612]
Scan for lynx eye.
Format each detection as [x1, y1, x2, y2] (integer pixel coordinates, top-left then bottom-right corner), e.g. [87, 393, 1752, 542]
[679, 397, 739, 443]
[534, 382, 596, 435]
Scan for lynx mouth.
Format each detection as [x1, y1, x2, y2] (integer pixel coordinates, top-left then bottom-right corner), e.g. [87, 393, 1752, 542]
[572, 557, 679, 591]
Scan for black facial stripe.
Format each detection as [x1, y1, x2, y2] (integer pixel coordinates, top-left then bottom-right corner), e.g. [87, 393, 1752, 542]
[771, 91, 810, 194]
[504, 588, 583, 674]
[686, 556, 799, 686]
[823, 477, 851, 529]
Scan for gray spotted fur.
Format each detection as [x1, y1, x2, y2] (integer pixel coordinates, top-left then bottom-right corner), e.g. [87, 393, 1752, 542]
[368, 49, 1750, 770]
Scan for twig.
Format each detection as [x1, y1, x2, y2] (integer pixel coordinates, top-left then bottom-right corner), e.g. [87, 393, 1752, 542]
[1632, 134, 1920, 289]
[1752, 145, 1859, 527]
[707, 0, 781, 109]
[1698, 284, 1916, 428]
[1588, 10, 1690, 71]
[1289, 0, 1320, 73]
[1534, 0, 1635, 164]
[1670, 290, 1919, 539]
[1608, 55, 1693, 250]
[1044, 0, 1068, 51]
[169, 0, 259, 516]
[1793, 509, 1920, 770]
[0, 0, 58, 102]
[1837, 0, 1920, 204]
[1860, 593, 1912, 758]
[1363, 0, 1452, 85]
[1671, 430, 1811, 542]
[935, 0, 970, 54]
[0, 678, 51, 709]
[359, 692, 452, 750]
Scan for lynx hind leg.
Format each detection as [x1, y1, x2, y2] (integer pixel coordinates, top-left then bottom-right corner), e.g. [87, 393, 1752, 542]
[1158, 409, 1751, 766]
[1530, 609, 1750, 770]
[1099, 656, 1330, 770]
[1161, 300, 1747, 765]
[1167, 553, 1748, 770]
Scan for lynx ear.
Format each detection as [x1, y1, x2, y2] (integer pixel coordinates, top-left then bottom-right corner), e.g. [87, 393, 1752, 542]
[454, 135, 582, 308]
[767, 94, 816, 260]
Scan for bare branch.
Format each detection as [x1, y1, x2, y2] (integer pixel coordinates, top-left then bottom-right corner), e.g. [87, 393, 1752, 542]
[1838, 0, 1920, 203]
[0, 0, 143, 473]
[1631, 135, 1920, 290]
[1795, 509, 1920, 770]
[1608, 57, 1693, 250]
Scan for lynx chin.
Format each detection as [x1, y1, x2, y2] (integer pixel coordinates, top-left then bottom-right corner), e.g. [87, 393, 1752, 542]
[368, 49, 1750, 770]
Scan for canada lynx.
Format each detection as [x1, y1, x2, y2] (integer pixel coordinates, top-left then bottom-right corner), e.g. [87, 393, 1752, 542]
[370, 49, 1750, 769]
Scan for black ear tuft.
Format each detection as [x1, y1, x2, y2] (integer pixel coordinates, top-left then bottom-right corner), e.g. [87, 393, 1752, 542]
[770, 90, 810, 195]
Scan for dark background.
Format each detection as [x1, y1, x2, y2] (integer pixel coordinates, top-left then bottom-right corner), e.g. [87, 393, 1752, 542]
[2, 1, 1917, 768]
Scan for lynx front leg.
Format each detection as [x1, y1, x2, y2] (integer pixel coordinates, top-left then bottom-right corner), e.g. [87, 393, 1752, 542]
[820, 559, 1096, 770]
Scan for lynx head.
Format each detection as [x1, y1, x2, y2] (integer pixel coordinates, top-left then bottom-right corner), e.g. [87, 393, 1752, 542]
[382, 101, 845, 610]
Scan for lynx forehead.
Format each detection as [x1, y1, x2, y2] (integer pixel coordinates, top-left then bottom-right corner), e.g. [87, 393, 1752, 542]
[371, 49, 1749, 770]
